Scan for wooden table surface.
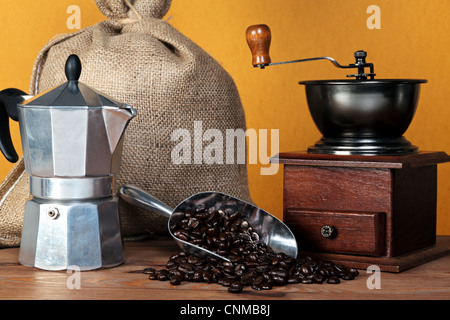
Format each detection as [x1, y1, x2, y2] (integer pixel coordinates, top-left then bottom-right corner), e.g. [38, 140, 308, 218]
[0, 236, 449, 300]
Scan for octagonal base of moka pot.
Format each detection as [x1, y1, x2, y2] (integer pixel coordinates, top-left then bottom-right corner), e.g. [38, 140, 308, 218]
[18, 195, 124, 271]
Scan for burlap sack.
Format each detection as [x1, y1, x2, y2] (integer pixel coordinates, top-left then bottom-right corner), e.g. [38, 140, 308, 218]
[0, 158, 27, 248]
[1, 0, 250, 244]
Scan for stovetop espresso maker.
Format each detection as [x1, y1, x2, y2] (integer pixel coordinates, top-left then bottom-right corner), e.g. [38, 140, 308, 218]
[0, 55, 136, 270]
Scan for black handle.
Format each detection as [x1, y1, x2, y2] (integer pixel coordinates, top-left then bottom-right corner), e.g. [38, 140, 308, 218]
[65, 54, 82, 82]
[0, 88, 27, 163]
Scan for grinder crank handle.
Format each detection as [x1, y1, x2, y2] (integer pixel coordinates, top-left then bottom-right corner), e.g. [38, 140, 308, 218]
[0, 88, 27, 163]
[246, 24, 345, 69]
[246, 24, 375, 80]
[246, 24, 272, 68]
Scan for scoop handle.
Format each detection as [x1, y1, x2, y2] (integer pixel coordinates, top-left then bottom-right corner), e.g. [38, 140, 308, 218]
[119, 185, 173, 219]
[246, 24, 272, 67]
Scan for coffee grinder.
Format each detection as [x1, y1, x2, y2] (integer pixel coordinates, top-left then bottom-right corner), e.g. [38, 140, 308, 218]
[0, 55, 137, 271]
[247, 24, 450, 272]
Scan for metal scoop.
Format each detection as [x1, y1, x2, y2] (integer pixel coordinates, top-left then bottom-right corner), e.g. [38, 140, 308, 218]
[119, 185, 298, 262]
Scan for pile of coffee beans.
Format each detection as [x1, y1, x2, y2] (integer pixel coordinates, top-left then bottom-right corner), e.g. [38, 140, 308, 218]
[134, 206, 358, 293]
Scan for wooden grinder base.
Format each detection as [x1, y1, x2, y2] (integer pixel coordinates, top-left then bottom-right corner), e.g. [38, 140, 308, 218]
[273, 151, 450, 272]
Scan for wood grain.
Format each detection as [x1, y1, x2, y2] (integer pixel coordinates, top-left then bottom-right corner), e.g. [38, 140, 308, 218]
[279, 151, 450, 259]
[285, 209, 385, 256]
[0, 237, 449, 300]
[283, 165, 394, 256]
[273, 151, 450, 169]
[246, 24, 272, 67]
[391, 165, 437, 256]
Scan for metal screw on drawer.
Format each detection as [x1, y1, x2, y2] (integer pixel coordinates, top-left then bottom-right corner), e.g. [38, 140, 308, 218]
[321, 225, 335, 238]
[47, 208, 60, 220]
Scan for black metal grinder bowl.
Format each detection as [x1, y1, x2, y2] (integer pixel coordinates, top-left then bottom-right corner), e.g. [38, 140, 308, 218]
[246, 24, 427, 156]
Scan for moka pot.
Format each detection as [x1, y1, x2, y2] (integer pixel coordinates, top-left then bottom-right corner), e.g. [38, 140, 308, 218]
[0, 55, 136, 270]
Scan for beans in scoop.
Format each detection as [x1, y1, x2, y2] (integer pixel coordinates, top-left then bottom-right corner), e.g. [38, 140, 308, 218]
[134, 206, 358, 293]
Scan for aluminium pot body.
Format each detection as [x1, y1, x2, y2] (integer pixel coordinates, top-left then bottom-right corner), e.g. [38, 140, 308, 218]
[17, 104, 135, 178]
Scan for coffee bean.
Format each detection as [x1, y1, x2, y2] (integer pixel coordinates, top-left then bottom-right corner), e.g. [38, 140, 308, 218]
[169, 269, 183, 277]
[350, 268, 359, 277]
[223, 266, 234, 274]
[251, 283, 262, 291]
[170, 275, 183, 285]
[179, 262, 195, 273]
[188, 218, 199, 229]
[248, 252, 258, 262]
[271, 256, 281, 266]
[313, 274, 324, 284]
[257, 264, 272, 273]
[222, 261, 233, 267]
[195, 211, 209, 220]
[229, 211, 242, 221]
[218, 278, 233, 287]
[148, 270, 157, 280]
[228, 281, 244, 293]
[157, 269, 169, 281]
[219, 232, 228, 242]
[272, 275, 287, 285]
[229, 255, 243, 263]
[203, 271, 212, 283]
[234, 264, 246, 277]
[287, 276, 300, 284]
[301, 278, 314, 284]
[341, 273, 355, 281]
[300, 264, 311, 276]
[173, 230, 187, 241]
[261, 281, 273, 290]
[142, 267, 156, 275]
[166, 260, 178, 269]
[240, 271, 256, 285]
[253, 275, 265, 285]
[193, 270, 204, 282]
[327, 276, 341, 284]
[269, 267, 288, 279]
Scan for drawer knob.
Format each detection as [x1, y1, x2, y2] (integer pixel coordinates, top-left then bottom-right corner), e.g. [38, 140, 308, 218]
[321, 225, 335, 238]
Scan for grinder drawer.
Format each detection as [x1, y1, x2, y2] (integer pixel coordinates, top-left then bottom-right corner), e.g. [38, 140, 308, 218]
[285, 209, 385, 256]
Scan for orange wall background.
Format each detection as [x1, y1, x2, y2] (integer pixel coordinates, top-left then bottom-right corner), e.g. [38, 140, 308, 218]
[0, 0, 449, 235]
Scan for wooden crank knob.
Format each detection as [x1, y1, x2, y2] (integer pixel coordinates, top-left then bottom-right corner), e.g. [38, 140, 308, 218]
[246, 24, 272, 68]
